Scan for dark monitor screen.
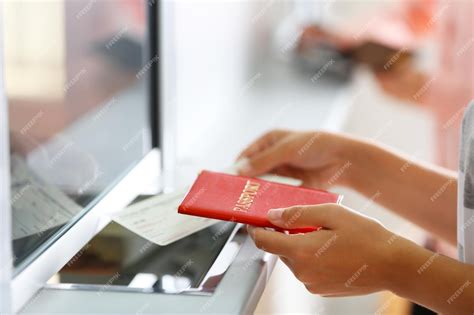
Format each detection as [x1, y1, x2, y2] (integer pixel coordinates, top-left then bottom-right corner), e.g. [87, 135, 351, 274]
[5, 0, 156, 271]
[51, 221, 237, 294]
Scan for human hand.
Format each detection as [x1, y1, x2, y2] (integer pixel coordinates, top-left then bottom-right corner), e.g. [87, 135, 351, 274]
[248, 204, 395, 296]
[237, 130, 359, 190]
[375, 63, 429, 105]
[298, 25, 357, 53]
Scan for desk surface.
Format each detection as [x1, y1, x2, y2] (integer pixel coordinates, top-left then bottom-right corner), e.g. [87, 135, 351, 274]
[21, 59, 352, 314]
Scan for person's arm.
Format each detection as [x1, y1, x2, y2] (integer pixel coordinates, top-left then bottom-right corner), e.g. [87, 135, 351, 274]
[238, 130, 458, 245]
[389, 235, 474, 314]
[374, 64, 430, 105]
[343, 137, 458, 245]
[248, 205, 474, 315]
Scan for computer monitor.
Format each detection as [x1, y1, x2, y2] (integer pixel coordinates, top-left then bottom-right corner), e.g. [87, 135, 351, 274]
[3, 0, 163, 311]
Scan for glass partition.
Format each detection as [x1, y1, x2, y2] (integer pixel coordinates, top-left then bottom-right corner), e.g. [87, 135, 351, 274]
[0, 2, 12, 312]
[4, 0, 153, 273]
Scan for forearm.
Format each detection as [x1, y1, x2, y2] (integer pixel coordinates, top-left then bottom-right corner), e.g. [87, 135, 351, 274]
[342, 137, 457, 244]
[386, 237, 474, 314]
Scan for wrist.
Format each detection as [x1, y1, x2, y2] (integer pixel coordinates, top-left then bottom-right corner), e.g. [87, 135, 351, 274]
[380, 236, 424, 296]
[336, 135, 372, 190]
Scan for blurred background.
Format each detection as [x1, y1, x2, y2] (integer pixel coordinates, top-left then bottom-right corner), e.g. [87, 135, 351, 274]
[171, 1, 472, 314]
[4, 0, 473, 314]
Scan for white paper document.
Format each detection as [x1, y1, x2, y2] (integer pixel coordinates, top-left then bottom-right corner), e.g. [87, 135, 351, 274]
[112, 191, 219, 246]
[112, 163, 302, 246]
[10, 155, 83, 240]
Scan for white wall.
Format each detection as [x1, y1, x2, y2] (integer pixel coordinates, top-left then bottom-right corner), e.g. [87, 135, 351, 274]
[174, 0, 255, 158]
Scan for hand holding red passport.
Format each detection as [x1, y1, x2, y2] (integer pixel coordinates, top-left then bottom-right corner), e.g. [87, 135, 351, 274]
[178, 171, 342, 233]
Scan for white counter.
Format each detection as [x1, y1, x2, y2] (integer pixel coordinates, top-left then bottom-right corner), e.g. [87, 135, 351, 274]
[22, 58, 352, 314]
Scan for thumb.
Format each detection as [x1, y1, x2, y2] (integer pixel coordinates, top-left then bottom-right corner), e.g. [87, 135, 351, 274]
[238, 142, 289, 177]
[267, 204, 342, 230]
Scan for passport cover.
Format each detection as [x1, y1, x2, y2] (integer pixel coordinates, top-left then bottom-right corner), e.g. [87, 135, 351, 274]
[178, 170, 342, 233]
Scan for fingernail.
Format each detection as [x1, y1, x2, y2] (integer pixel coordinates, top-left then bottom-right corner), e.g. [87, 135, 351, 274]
[246, 225, 256, 237]
[236, 158, 252, 175]
[267, 208, 284, 222]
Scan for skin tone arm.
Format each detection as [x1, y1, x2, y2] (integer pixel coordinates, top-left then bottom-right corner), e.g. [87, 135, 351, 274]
[298, 25, 431, 105]
[237, 129, 473, 314]
[374, 62, 430, 105]
[238, 129, 457, 245]
[246, 205, 474, 314]
[342, 133, 458, 245]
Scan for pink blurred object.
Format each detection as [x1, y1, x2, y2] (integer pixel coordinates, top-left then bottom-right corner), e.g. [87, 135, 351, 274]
[424, 0, 474, 170]
[348, 0, 473, 169]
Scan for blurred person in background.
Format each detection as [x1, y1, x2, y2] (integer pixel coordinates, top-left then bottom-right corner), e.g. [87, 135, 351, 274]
[297, 0, 473, 170]
[292, 1, 473, 314]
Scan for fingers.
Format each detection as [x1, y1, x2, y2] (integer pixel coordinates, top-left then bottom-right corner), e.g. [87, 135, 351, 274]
[247, 226, 305, 257]
[267, 204, 344, 230]
[242, 143, 292, 177]
[279, 257, 291, 267]
[237, 129, 289, 160]
[237, 130, 292, 177]
[272, 165, 304, 180]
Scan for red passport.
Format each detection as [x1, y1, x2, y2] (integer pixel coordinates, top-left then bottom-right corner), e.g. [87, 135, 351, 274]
[178, 171, 342, 233]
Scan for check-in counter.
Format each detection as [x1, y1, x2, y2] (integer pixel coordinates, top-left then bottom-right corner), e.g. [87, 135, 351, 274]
[21, 57, 352, 314]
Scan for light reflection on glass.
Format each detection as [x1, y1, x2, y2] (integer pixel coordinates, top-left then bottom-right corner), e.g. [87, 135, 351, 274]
[5, 0, 152, 270]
